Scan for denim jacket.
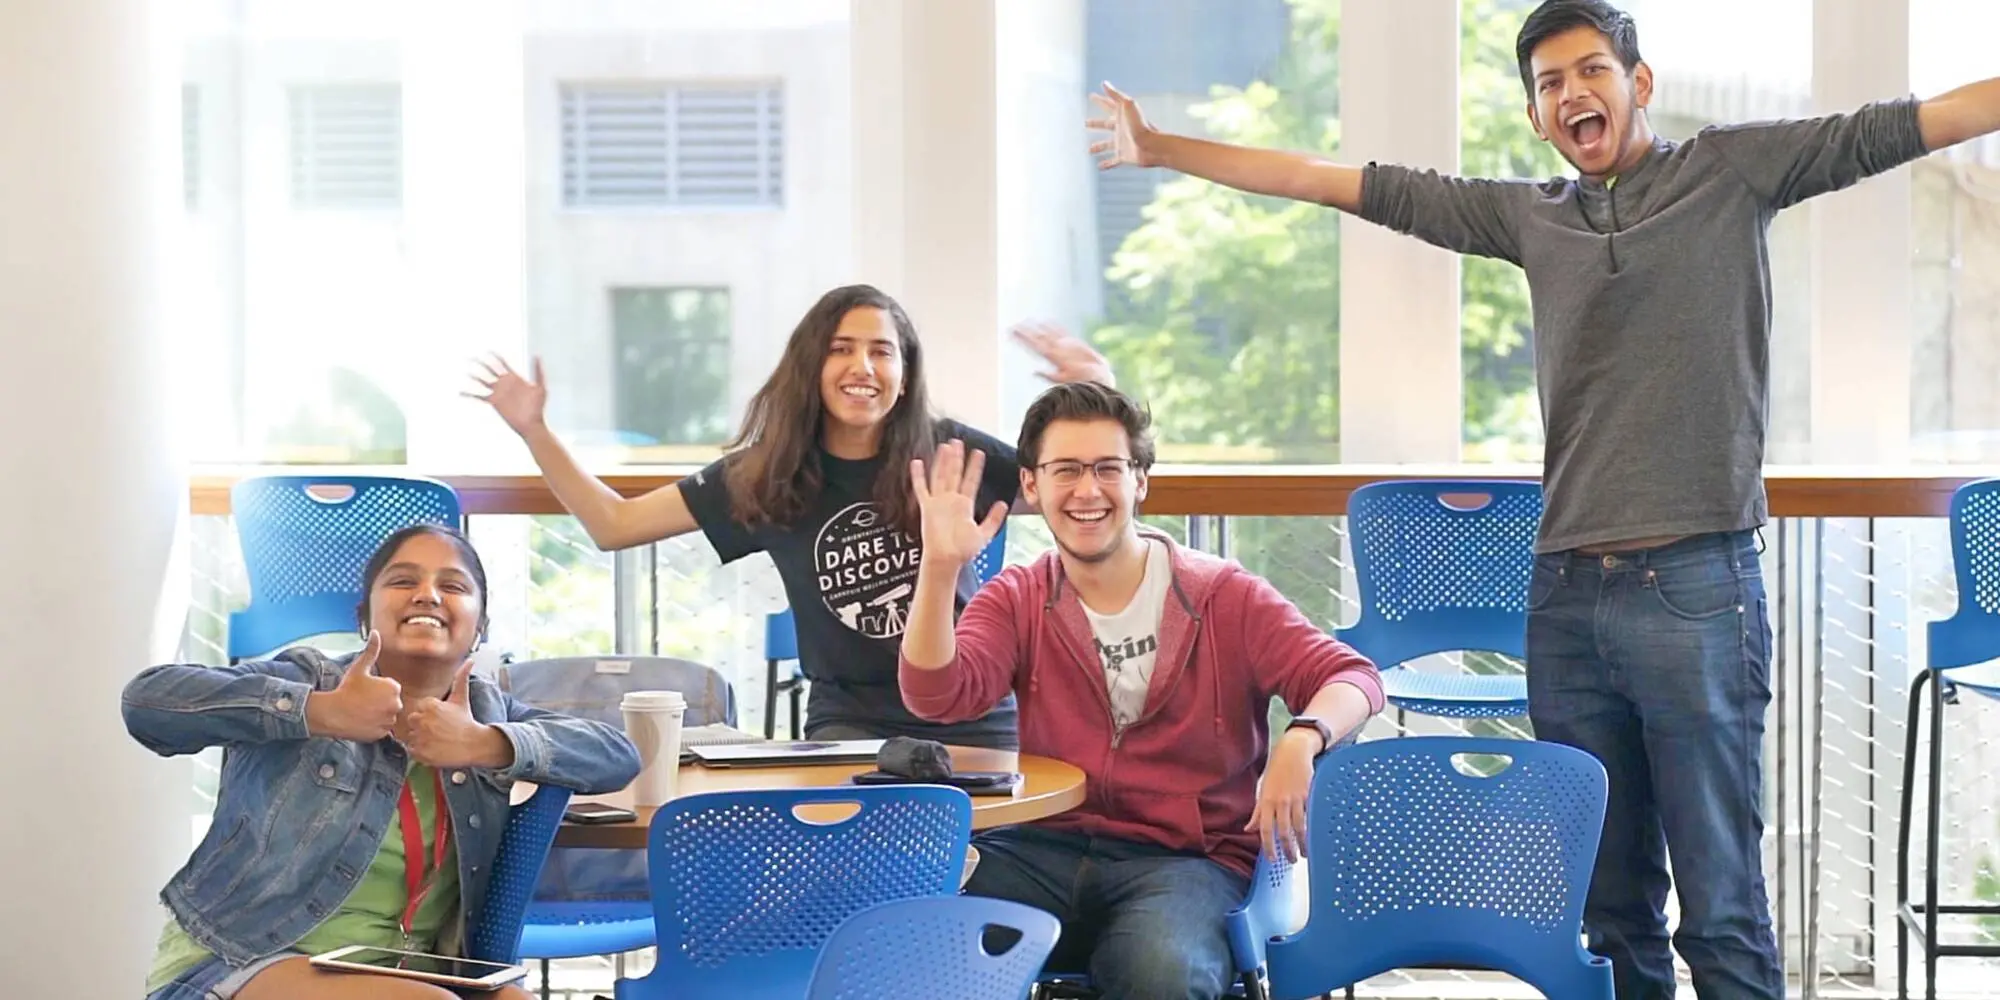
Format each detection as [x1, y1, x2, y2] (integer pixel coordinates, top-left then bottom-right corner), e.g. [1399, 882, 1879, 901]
[121, 647, 642, 966]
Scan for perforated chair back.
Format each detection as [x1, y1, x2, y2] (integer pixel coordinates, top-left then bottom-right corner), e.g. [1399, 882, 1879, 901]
[617, 785, 974, 1000]
[970, 521, 1008, 585]
[466, 783, 574, 964]
[806, 895, 1060, 1000]
[1265, 736, 1611, 999]
[227, 475, 461, 658]
[1930, 478, 2000, 673]
[499, 656, 737, 731]
[1337, 480, 1541, 667]
[765, 607, 802, 663]
[499, 656, 737, 902]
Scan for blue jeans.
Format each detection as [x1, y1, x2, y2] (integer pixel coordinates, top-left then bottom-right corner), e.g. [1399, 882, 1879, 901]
[1526, 530, 1784, 1000]
[963, 826, 1250, 1000]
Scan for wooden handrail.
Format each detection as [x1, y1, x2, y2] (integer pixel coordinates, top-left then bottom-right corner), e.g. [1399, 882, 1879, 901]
[187, 465, 2000, 519]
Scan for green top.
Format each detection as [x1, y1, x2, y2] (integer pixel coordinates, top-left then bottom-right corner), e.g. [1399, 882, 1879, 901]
[146, 763, 461, 992]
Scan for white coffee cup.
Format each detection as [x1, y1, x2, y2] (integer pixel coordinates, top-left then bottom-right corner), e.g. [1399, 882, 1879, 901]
[620, 690, 687, 807]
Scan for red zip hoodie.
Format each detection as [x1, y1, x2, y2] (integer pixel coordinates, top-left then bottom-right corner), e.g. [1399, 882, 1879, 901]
[899, 529, 1383, 876]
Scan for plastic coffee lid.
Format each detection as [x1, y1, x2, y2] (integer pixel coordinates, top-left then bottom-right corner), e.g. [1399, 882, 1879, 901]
[620, 690, 687, 710]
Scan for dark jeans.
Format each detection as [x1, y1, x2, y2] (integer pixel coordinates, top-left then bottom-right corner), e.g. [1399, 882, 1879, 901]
[963, 825, 1250, 1000]
[1526, 530, 1784, 1000]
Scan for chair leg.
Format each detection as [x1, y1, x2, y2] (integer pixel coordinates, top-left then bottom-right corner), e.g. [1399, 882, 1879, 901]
[763, 658, 779, 739]
[1924, 669, 1947, 1000]
[1897, 669, 1927, 1000]
[538, 958, 551, 1000]
[789, 683, 803, 740]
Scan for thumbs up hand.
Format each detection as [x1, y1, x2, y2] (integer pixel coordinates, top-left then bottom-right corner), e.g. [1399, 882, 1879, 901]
[305, 632, 403, 742]
[397, 660, 514, 769]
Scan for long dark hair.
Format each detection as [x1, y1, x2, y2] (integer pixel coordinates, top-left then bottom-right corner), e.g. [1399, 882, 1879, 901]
[353, 524, 490, 641]
[724, 284, 937, 536]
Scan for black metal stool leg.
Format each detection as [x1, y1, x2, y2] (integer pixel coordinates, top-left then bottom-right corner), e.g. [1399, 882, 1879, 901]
[1923, 668, 1948, 1000]
[1897, 668, 1928, 1000]
[763, 658, 779, 740]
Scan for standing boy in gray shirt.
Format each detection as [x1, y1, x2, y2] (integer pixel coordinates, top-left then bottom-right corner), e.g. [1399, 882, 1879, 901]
[1089, 1, 2000, 996]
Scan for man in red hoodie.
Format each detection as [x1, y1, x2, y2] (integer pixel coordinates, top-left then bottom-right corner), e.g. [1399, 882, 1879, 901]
[900, 381, 1384, 999]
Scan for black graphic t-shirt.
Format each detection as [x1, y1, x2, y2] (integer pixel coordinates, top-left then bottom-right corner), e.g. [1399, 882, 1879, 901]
[678, 419, 1021, 748]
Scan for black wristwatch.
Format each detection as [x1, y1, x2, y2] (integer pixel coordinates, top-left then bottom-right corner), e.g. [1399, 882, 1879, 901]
[1285, 716, 1335, 755]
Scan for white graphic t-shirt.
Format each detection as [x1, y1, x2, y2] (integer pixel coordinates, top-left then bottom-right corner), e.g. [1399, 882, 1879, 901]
[1081, 539, 1172, 728]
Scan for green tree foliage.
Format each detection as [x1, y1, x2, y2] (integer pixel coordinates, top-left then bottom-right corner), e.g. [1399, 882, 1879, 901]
[1095, 0, 1562, 640]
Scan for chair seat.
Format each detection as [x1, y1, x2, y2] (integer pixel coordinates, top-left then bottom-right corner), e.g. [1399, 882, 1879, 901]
[519, 901, 656, 959]
[1380, 669, 1529, 718]
[1941, 661, 2000, 699]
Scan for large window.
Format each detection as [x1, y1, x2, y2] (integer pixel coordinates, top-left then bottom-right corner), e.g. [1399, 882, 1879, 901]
[1461, 0, 1815, 462]
[611, 286, 733, 449]
[1077, 0, 1334, 464]
[288, 84, 402, 210]
[1910, 0, 2000, 462]
[1458, 0, 1567, 462]
[178, 2, 851, 466]
[560, 83, 785, 209]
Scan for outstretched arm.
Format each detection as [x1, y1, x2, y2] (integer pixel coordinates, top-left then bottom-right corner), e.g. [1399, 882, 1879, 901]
[1089, 82, 1529, 261]
[466, 355, 699, 551]
[1919, 76, 2000, 152]
[1088, 81, 1363, 212]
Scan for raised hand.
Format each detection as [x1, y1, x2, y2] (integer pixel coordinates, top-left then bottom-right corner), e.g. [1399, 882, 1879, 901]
[397, 661, 513, 769]
[305, 632, 402, 743]
[912, 439, 1008, 568]
[1012, 321, 1114, 387]
[1086, 81, 1160, 170]
[464, 354, 549, 438]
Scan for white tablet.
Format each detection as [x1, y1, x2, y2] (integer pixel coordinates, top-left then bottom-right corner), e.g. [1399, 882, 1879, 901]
[309, 945, 527, 990]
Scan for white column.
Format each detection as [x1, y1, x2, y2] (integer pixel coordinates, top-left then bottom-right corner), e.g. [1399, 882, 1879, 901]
[0, 1, 192, 996]
[995, 0, 1091, 441]
[851, 0, 1002, 431]
[1809, 0, 1913, 463]
[1809, 2, 1912, 984]
[1338, 0, 1463, 462]
[400, 0, 531, 470]
[401, 1, 534, 660]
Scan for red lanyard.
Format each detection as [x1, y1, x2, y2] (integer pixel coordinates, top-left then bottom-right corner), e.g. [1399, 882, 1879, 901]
[396, 768, 452, 942]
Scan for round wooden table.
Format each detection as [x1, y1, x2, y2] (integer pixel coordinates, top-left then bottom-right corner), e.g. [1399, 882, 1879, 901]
[550, 746, 1086, 849]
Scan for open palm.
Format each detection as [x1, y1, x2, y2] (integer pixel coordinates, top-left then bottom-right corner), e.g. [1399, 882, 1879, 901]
[912, 439, 1007, 566]
[1085, 81, 1159, 170]
[465, 354, 548, 438]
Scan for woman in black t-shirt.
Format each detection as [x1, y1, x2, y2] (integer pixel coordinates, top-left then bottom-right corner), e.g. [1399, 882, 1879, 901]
[468, 284, 1111, 749]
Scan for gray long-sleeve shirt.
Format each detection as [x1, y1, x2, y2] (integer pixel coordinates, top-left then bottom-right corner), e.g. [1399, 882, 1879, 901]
[1359, 97, 1929, 553]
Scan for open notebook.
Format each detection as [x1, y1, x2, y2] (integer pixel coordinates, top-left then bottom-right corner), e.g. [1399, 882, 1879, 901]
[677, 723, 768, 763]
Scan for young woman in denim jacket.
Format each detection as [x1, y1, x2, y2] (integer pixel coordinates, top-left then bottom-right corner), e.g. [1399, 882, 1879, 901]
[125, 525, 642, 1000]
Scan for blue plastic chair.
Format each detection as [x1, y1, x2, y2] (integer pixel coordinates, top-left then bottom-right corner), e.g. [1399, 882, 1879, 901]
[1338, 480, 1541, 719]
[227, 475, 461, 659]
[1898, 478, 2000, 999]
[806, 895, 1061, 1000]
[764, 522, 1008, 738]
[466, 783, 575, 965]
[614, 785, 974, 1000]
[498, 656, 743, 995]
[1248, 736, 1611, 1000]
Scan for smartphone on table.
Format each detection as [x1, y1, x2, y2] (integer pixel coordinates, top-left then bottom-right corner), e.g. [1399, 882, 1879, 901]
[563, 802, 638, 825]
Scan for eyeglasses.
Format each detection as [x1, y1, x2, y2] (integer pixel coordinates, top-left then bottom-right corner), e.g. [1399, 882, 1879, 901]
[1035, 458, 1138, 486]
